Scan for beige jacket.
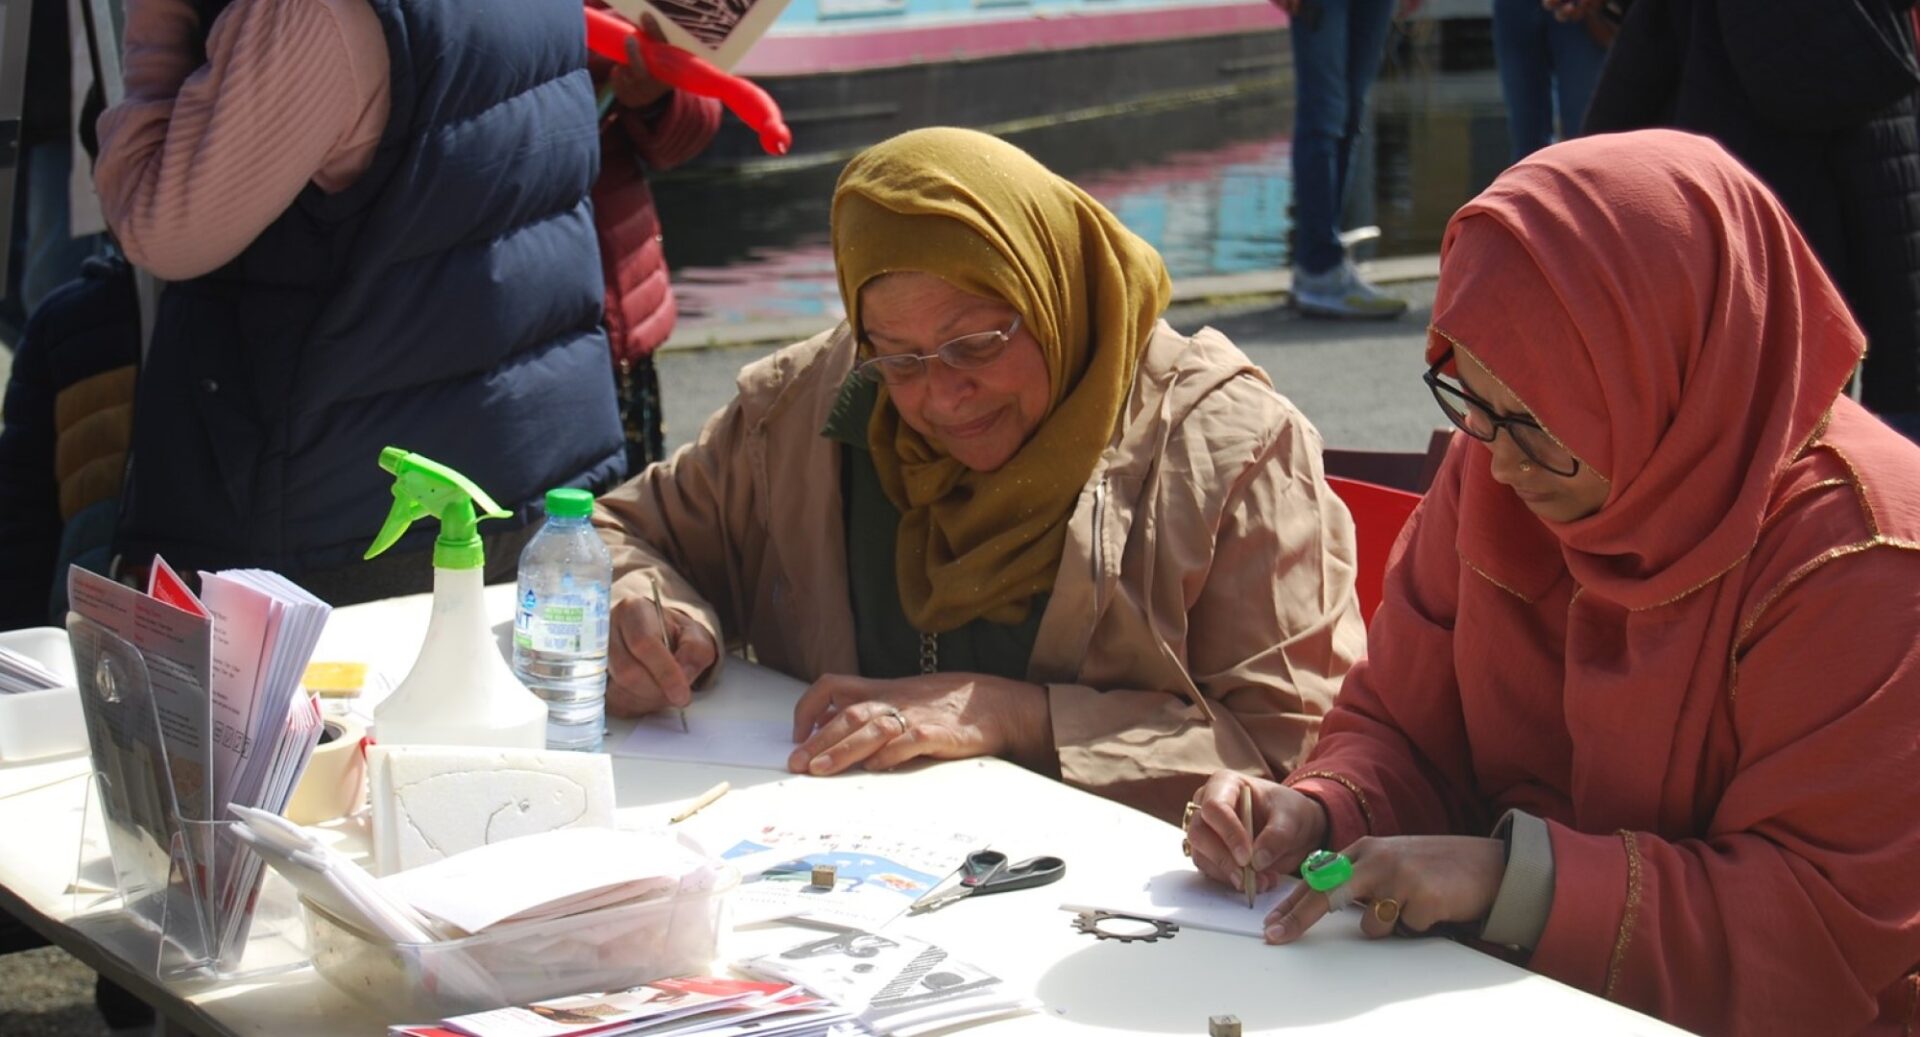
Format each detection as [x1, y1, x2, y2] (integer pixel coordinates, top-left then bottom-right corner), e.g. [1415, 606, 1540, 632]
[594, 320, 1365, 823]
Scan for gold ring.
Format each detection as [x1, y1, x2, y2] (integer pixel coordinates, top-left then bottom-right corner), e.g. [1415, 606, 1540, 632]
[1371, 897, 1401, 927]
[1181, 800, 1199, 833]
[1181, 837, 1193, 858]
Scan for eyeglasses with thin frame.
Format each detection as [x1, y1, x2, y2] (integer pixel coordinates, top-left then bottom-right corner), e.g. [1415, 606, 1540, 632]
[855, 314, 1024, 386]
[1423, 347, 1581, 477]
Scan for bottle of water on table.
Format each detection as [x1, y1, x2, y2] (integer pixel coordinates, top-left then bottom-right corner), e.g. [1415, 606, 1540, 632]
[513, 488, 612, 751]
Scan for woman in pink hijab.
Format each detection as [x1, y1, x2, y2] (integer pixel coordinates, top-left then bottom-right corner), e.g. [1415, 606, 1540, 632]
[1185, 129, 1920, 1033]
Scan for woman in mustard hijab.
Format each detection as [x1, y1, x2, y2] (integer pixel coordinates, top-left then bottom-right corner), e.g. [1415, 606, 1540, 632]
[593, 128, 1365, 820]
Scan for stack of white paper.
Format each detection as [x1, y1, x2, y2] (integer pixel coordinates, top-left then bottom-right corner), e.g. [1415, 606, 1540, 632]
[379, 827, 724, 936]
[194, 568, 332, 952]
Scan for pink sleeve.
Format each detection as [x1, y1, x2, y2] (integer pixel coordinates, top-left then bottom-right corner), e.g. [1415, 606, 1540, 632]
[1286, 443, 1489, 849]
[94, 0, 380, 280]
[1530, 548, 1920, 1033]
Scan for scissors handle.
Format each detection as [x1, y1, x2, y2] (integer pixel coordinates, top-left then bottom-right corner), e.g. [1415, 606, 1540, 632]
[976, 854, 1066, 896]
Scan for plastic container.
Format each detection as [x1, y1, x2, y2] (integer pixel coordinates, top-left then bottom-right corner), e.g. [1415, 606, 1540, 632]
[513, 488, 613, 752]
[0, 627, 86, 761]
[303, 866, 738, 1017]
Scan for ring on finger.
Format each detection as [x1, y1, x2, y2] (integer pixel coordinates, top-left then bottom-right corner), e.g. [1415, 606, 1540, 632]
[1370, 897, 1401, 927]
[1181, 837, 1193, 858]
[1181, 800, 1199, 833]
[880, 706, 907, 734]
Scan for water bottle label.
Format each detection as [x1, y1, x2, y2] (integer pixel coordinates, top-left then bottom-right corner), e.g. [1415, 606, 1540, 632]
[514, 584, 610, 654]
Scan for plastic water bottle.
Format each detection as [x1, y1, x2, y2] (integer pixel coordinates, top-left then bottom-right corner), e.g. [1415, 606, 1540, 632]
[512, 488, 612, 751]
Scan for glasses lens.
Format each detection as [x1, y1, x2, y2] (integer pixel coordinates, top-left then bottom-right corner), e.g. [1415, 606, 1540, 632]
[859, 356, 923, 385]
[937, 330, 1010, 370]
[1429, 380, 1494, 441]
[1509, 425, 1579, 476]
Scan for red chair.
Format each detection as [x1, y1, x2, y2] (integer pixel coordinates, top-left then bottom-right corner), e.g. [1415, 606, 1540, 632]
[1326, 476, 1422, 626]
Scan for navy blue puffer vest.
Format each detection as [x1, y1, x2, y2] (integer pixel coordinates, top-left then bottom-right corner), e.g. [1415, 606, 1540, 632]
[118, 0, 626, 577]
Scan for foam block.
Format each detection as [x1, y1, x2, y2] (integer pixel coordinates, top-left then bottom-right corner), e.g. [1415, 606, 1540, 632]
[370, 746, 616, 875]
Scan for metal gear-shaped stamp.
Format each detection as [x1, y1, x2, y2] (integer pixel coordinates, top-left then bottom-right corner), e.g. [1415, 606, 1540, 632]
[1070, 910, 1179, 943]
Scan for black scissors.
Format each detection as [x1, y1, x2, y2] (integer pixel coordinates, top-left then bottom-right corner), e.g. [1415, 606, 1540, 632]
[907, 850, 1066, 914]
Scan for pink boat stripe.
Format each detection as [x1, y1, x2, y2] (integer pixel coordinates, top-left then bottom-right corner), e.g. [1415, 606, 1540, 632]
[737, 1, 1288, 77]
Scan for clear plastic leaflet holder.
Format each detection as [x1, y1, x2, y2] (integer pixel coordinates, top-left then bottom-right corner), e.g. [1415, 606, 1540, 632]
[67, 615, 283, 979]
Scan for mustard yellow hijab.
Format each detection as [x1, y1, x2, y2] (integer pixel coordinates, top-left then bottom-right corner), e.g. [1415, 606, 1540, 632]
[831, 127, 1172, 634]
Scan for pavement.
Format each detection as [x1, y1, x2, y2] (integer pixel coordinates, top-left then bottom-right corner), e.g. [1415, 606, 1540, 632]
[0, 259, 1441, 1033]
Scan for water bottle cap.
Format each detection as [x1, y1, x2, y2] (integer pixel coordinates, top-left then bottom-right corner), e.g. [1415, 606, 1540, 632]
[544, 487, 595, 519]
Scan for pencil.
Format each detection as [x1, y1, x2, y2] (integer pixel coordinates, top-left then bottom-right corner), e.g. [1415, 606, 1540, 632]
[669, 781, 730, 824]
[648, 576, 690, 733]
[1239, 784, 1256, 908]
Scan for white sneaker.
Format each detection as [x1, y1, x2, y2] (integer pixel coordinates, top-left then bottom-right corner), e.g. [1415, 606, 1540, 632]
[1291, 259, 1408, 319]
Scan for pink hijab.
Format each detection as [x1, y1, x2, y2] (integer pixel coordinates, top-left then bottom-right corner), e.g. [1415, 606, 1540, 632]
[1429, 129, 1865, 608]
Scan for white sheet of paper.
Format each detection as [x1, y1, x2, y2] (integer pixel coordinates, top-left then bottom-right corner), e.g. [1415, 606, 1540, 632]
[618, 712, 799, 770]
[612, 657, 807, 771]
[1060, 868, 1298, 939]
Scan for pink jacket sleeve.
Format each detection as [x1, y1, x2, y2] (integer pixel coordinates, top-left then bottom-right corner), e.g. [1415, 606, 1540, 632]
[1530, 547, 1920, 1034]
[1286, 445, 1491, 849]
[94, 0, 388, 280]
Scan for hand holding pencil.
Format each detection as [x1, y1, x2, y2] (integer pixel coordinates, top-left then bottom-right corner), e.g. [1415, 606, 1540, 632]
[1182, 771, 1331, 901]
[605, 573, 719, 720]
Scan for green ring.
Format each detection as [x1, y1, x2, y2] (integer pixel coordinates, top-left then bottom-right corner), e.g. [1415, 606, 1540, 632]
[1300, 850, 1353, 892]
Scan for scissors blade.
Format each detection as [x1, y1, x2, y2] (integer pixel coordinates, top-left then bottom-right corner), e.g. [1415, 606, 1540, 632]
[907, 885, 972, 915]
[908, 874, 968, 915]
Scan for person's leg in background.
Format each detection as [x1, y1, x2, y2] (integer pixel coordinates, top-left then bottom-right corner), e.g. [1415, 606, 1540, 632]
[1546, 13, 1606, 144]
[20, 143, 105, 316]
[1290, 0, 1353, 280]
[1290, 0, 1406, 317]
[1493, 0, 1554, 160]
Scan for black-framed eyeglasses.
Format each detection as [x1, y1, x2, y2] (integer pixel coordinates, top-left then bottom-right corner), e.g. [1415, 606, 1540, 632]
[1423, 348, 1581, 477]
[854, 314, 1023, 386]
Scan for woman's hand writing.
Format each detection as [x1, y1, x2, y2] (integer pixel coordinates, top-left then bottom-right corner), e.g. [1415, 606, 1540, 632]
[788, 673, 1054, 775]
[605, 586, 717, 716]
[1186, 772, 1328, 894]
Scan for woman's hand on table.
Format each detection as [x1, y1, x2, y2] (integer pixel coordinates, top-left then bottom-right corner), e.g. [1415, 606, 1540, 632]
[1262, 835, 1505, 944]
[1186, 772, 1327, 894]
[605, 593, 717, 717]
[788, 673, 1054, 775]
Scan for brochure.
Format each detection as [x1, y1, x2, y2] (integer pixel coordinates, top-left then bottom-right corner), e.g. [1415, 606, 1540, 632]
[65, 561, 331, 963]
[714, 823, 980, 931]
[740, 931, 1038, 1037]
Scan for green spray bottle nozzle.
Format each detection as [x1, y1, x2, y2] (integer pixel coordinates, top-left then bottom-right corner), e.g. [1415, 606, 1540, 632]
[365, 447, 510, 570]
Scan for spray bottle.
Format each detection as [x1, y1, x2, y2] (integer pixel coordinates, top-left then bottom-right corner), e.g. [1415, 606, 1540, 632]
[365, 447, 546, 748]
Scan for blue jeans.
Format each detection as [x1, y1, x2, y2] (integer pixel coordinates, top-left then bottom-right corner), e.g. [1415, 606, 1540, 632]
[1491, 0, 1606, 160]
[1290, 0, 1397, 275]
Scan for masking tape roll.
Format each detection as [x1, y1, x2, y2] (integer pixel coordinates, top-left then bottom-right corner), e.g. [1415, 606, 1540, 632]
[285, 715, 368, 825]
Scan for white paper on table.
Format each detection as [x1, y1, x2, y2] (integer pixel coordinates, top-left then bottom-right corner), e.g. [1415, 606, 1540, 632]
[617, 712, 799, 770]
[612, 656, 809, 770]
[1060, 868, 1297, 939]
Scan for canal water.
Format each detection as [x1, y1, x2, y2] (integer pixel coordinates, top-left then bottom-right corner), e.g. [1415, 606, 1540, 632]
[653, 44, 1516, 331]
